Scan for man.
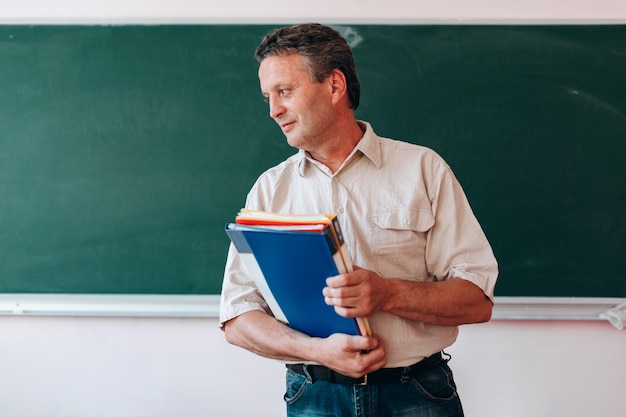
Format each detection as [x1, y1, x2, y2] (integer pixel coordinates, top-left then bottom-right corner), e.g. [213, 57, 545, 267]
[220, 23, 498, 417]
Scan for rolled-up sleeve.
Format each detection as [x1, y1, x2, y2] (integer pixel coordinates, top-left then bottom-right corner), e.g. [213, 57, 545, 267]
[219, 243, 270, 329]
[425, 164, 498, 301]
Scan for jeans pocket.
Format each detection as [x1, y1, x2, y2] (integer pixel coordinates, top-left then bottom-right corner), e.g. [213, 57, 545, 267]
[284, 369, 309, 405]
[410, 363, 460, 402]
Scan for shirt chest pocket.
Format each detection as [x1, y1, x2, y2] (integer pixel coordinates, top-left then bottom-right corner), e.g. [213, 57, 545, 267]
[372, 207, 435, 260]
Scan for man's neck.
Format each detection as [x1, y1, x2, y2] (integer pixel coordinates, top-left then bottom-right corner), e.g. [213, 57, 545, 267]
[306, 119, 364, 173]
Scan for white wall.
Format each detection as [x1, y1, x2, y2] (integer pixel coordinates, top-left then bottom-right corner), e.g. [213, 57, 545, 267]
[0, 0, 625, 23]
[1, 316, 624, 417]
[1, 1, 625, 416]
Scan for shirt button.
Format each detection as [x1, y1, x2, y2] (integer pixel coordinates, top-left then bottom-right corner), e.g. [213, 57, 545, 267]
[337, 207, 345, 213]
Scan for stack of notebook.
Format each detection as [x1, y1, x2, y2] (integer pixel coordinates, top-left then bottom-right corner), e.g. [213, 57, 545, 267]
[225, 209, 371, 338]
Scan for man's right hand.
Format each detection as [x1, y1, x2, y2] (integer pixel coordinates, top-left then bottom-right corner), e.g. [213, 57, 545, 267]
[314, 333, 387, 378]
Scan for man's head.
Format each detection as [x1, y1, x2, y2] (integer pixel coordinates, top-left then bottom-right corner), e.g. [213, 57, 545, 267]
[255, 23, 360, 110]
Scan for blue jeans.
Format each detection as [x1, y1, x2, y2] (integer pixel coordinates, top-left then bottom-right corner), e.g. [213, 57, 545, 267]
[284, 360, 464, 417]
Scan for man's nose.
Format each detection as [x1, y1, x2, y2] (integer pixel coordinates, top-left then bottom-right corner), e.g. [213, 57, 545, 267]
[269, 96, 284, 119]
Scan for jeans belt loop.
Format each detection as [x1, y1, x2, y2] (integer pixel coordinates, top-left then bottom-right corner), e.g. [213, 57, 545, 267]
[400, 366, 412, 383]
[356, 374, 368, 386]
[301, 364, 315, 383]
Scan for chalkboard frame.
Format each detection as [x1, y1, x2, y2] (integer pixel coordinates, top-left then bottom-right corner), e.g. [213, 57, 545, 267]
[0, 24, 624, 305]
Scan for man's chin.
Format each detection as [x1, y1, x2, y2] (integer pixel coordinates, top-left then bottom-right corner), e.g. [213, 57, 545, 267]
[285, 135, 304, 149]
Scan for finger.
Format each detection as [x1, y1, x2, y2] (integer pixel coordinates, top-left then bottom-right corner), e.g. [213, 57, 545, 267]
[363, 335, 382, 352]
[325, 273, 350, 288]
[324, 292, 361, 307]
[332, 304, 365, 318]
[347, 335, 380, 353]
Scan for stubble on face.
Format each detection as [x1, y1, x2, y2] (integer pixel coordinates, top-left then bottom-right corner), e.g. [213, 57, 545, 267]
[259, 55, 338, 153]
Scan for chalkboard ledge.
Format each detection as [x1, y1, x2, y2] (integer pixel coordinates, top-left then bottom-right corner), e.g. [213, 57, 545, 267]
[0, 295, 624, 328]
[0, 294, 220, 317]
[492, 296, 626, 324]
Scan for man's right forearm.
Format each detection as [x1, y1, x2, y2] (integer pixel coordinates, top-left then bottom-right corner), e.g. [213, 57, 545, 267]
[223, 310, 387, 378]
[223, 310, 319, 362]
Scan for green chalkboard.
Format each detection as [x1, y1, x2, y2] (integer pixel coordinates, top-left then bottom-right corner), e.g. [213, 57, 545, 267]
[0, 25, 624, 297]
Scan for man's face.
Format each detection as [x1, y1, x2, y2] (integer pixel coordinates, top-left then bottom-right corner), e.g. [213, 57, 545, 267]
[258, 54, 337, 151]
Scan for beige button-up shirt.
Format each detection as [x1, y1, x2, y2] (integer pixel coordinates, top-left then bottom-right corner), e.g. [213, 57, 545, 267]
[220, 121, 498, 367]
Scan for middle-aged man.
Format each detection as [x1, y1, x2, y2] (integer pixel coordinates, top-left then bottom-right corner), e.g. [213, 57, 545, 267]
[220, 23, 498, 417]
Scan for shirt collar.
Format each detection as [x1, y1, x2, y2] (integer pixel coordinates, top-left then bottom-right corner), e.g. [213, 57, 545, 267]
[354, 121, 382, 169]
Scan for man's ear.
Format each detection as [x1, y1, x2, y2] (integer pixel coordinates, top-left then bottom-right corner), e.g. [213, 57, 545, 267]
[328, 69, 348, 105]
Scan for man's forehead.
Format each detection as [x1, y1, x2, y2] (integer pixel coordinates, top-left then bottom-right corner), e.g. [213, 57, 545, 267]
[258, 55, 309, 87]
[259, 54, 308, 75]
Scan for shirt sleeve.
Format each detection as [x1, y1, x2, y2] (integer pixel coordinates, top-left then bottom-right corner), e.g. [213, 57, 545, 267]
[218, 242, 272, 329]
[425, 161, 499, 301]
[218, 161, 297, 329]
[218, 180, 273, 329]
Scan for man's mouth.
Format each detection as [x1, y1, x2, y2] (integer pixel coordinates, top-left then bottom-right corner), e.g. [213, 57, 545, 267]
[280, 121, 295, 131]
